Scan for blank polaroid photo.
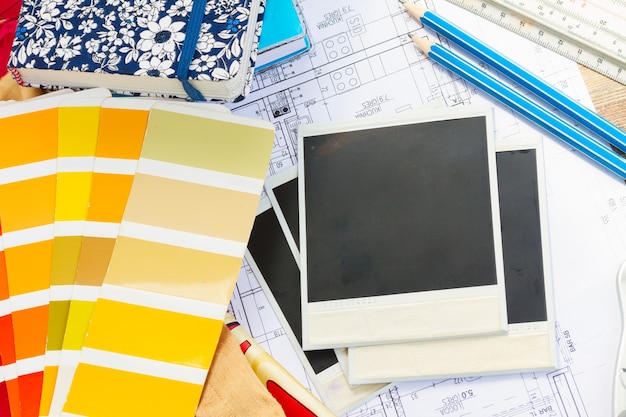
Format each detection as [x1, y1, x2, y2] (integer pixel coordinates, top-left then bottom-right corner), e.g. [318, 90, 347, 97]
[245, 195, 389, 414]
[347, 137, 557, 383]
[265, 165, 300, 266]
[298, 106, 508, 349]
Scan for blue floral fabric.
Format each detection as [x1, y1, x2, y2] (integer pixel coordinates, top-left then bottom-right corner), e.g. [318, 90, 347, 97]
[9, 0, 262, 95]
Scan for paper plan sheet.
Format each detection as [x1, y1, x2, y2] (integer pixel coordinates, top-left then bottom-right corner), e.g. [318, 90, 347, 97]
[228, 0, 626, 415]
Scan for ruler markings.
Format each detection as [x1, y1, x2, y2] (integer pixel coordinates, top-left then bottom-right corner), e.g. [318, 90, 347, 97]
[444, 0, 626, 84]
[495, 0, 626, 62]
[543, 0, 626, 39]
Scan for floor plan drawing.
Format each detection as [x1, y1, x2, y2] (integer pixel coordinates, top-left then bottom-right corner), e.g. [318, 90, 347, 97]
[229, 253, 595, 417]
[225, 0, 625, 415]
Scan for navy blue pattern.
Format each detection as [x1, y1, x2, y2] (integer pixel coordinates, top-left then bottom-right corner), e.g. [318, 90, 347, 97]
[10, 0, 261, 93]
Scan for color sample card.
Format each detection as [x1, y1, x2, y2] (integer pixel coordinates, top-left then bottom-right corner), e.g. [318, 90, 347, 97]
[48, 98, 158, 417]
[40, 92, 110, 417]
[0, 222, 20, 417]
[347, 137, 556, 383]
[0, 89, 110, 417]
[47, 96, 140, 417]
[247, 184, 389, 414]
[62, 102, 274, 417]
[298, 106, 507, 349]
[0, 93, 63, 417]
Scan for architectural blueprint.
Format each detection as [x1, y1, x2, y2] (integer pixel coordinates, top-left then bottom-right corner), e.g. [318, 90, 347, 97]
[227, 0, 626, 415]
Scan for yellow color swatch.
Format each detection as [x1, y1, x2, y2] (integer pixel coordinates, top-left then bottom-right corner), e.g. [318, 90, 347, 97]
[64, 102, 275, 416]
[48, 98, 154, 417]
[41, 95, 109, 417]
[83, 298, 223, 367]
[63, 365, 202, 417]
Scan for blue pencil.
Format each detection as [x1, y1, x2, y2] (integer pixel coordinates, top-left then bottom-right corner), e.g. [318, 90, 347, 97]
[402, 1, 626, 154]
[410, 36, 626, 180]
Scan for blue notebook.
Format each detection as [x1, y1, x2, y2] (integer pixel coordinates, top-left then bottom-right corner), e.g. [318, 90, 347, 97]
[256, 0, 310, 70]
[8, 0, 265, 101]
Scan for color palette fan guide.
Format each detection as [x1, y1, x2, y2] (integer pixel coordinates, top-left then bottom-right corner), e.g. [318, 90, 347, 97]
[0, 88, 275, 417]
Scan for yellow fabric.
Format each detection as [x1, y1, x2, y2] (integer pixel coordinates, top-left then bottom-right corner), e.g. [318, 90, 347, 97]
[0, 72, 43, 101]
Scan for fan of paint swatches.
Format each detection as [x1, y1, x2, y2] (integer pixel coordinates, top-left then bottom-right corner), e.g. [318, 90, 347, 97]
[47, 97, 156, 417]
[0, 93, 63, 417]
[39, 92, 111, 417]
[0, 89, 113, 417]
[48, 100, 233, 416]
[62, 102, 274, 417]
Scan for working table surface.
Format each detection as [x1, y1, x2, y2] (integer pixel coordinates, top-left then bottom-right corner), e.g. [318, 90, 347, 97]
[581, 65, 626, 132]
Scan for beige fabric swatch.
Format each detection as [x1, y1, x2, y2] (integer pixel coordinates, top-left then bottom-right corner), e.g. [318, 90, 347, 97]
[0, 72, 44, 101]
[196, 324, 286, 417]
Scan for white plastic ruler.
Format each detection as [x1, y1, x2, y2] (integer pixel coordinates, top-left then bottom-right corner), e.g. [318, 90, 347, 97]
[443, 0, 626, 84]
